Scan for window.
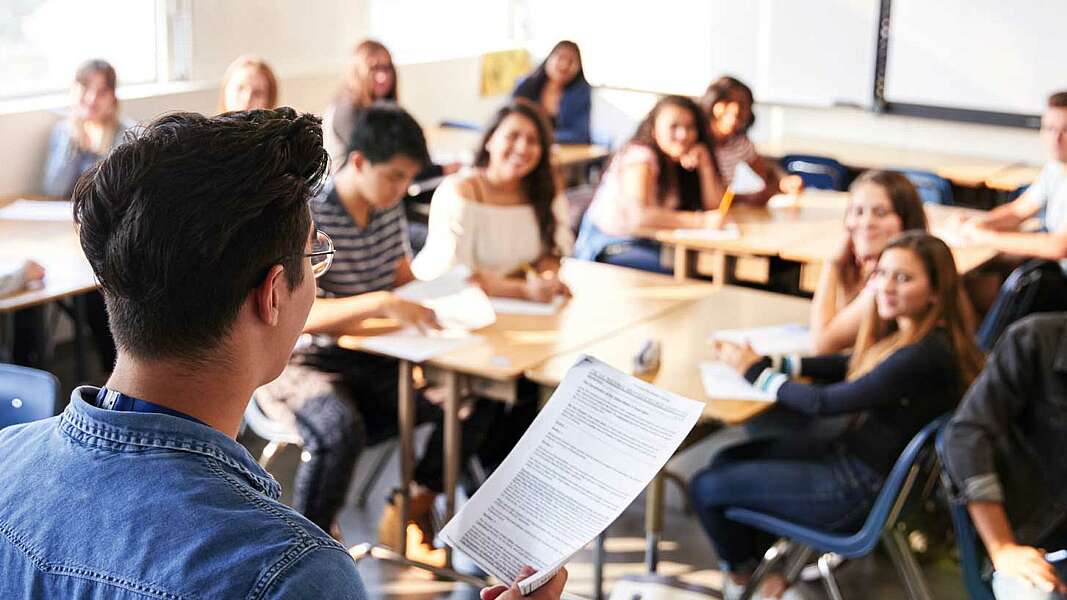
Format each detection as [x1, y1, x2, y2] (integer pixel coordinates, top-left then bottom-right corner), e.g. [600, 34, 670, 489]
[0, 0, 165, 100]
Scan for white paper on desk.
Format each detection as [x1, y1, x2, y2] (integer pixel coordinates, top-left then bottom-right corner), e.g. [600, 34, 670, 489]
[439, 355, 702, 593]
[0, 200, 72, 221]
[358, 327, 482, 363]
[711, 323, 812, 356]
[489, 295, 565, 316]
[699, 361, 776, 402]
[397, 266, 496, 331]
[671, 223, 741, 241]
[731, 161, 766, 195]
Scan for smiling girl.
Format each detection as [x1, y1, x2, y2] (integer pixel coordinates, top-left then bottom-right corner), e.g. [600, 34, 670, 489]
[574, 95, 725, 274]
[691, 231, 984, 600]
[512, 40, 592, 144]
[412, 99, 573, 302]
[811, 170, 929, 354]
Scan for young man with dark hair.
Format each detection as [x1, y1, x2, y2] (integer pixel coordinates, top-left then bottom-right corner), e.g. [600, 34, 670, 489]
[954, 91, 1067, 324]
[255, 102, 497, 557]
[0, 108, 565, 599]
[944, 313, 1067, 599]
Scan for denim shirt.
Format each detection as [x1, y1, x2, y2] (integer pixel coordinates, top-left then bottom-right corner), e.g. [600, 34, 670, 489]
[0, 387, 368, 599]
[40, 118, 132, 198]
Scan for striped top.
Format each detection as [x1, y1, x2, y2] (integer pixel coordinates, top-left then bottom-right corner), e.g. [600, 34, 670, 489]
[311, 182, 411, 298]
[714, 134, 758, 188]
[294, 182, 410, 371]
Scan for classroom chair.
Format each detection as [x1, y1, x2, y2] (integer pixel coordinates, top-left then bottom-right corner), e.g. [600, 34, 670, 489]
[897, 169, 954, 205]
[780, 155, 848, 191]
[0, 363, 59, 429]
[976, 260, 1067, 351]
[935, 427, 996, 600]
[725, 415, 949, 600]
[241, 395, 398, 509]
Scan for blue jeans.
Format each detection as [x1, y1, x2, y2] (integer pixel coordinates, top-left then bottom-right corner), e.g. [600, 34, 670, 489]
[574, 217, 672, 275]
[689, 440, 883, 573]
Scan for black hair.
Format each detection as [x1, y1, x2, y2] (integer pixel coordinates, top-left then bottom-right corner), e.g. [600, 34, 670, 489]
[513, 41, 587, 104]
[342, 102, 431, 166]
[475, 99, 560, 254]
[628, 95, 719, 211]
[699, 76, 756, 134]
[72, 108, 328, 362]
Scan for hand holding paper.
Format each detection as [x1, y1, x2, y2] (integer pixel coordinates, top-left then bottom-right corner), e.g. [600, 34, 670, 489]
[440, 356, 702, 593]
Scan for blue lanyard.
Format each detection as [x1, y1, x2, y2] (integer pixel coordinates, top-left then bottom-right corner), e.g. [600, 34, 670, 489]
[95, 387, 206, 427]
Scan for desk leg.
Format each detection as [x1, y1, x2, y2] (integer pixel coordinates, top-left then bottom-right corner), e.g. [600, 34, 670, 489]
[645, 470, 665, 572]
[397, 360, 416, 557]
[707, 251, 728, 288]
[443, 369, 462, 568]
[673, 245, 691, 281]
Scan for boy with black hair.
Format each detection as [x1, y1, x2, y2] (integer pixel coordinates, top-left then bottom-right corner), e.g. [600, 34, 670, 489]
[256, 102, 496, 555]
[0, 108, 565, 599]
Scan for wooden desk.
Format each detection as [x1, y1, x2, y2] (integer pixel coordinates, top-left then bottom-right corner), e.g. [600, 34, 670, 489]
[655, 190, 847, 282]
[0, 196, 98, 379]
[526, 286, 812, 425]
[985, 163, 1042, 192]
[757, 136, 1014, 188]
[338, 259, 715, 566]
[525, 286, 811, 575]
[660, 191, 999, 285]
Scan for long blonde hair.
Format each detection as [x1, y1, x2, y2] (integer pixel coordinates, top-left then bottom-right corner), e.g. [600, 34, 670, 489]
[217, 55, 278, 113]
[849, 232, 984, 388]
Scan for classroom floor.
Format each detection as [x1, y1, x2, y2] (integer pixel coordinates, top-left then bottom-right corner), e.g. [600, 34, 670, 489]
[52, 344, 969, 600]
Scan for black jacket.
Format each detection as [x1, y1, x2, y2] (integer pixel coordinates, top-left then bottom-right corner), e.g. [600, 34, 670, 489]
[943, 313, 1067, 544]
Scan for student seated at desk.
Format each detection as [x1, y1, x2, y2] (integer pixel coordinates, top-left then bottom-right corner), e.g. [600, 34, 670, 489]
[218, 55, 278, 112]
[944, 313, 1067, 599]
[811, 170, 928, 354]
[42, 59, 132, 199]
[255, 105, 497, 561]
[512, 40, 591, 144]
[692, 232, 983, 600]
[700, 76, 802, 206]
[324, 40, 460, 178]
[951, 90, 1067, 320]
[413, 98, 574, 301]
[0, 107, 565, 600]
[574, 95, 726, 274]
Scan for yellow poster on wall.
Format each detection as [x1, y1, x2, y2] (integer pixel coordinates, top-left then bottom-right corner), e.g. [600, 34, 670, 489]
[480, 49, 531, 97]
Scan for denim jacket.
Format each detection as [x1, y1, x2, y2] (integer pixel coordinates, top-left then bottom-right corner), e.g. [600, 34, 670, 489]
[0, 387, 367, 599]
[943, 313, 1067, 545]
[41, 118, 132, 198]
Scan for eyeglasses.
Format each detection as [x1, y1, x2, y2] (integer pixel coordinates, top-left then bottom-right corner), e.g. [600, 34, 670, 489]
[306, 230, 335, 279]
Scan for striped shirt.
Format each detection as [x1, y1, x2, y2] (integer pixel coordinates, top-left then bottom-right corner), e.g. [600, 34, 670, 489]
[294, 182, 411, 371]
[714, 134, 758, 188]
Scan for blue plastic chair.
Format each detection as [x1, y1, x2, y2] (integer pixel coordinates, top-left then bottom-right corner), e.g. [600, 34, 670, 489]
[0, 363, 59, 429]
[725, 415, 949, 600]
[897, 169, 954, 205]
[780, 154, 849, 191]
[935, 427, 996, 600]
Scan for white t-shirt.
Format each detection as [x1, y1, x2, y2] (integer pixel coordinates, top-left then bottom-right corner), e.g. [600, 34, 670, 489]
[411, 174, 574, 280]
[1030, 161, 1067, 271]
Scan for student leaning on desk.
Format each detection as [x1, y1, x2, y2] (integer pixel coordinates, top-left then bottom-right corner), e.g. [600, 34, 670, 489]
[574, 95, 726, 274]
[948, 90, 1067, 324]
[0, 108, 567, 600]
[692, 232, 984, 600]
[255, 104, 499, 565]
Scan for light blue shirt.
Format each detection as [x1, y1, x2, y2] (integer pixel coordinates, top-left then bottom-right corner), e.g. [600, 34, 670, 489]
[1031, 160, 1067, 272]
[40, 118, 132, 198]
[0, 386, 367, 599]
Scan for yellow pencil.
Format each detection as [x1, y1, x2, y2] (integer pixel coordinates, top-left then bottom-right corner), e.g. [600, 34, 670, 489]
[718, 186, 736, 220]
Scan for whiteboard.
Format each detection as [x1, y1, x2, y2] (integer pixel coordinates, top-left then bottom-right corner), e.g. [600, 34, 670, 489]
[520, 0, 880, 108]
[885, 0, 1067, 116]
